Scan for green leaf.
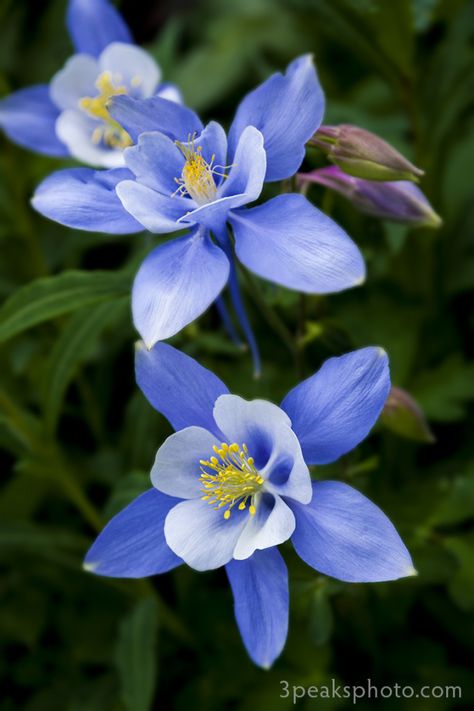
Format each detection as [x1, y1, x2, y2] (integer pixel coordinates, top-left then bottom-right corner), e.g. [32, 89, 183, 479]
[42, 297, 129, 432]
[115, 598, 159, 711]
[0, 270, 129, 345]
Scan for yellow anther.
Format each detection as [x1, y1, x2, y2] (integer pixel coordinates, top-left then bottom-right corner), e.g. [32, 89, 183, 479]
[199, 441, 264, 521]
[79, 71, 132, 149]
[249, 505, 256, 516]
[172, 133, 234, 205]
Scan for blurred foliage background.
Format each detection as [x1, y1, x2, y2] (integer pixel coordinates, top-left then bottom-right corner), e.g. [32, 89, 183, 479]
[0, 0, 473, 709]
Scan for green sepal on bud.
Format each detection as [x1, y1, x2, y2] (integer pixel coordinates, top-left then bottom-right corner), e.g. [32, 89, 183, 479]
[381, 386, 435, 444]
[310, 124, 424, 183]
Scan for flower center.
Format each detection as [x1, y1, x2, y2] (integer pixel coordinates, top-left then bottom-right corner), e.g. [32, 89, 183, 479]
[173, 134, 232, 205]
[199, 442, 265, 519]
[79, 71, 133, 149]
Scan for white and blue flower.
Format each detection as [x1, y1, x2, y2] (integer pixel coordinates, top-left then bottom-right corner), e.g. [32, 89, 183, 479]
[33, 55, 365, 372]
[0, 0, 181, 166]
[84, 343, 416, 668]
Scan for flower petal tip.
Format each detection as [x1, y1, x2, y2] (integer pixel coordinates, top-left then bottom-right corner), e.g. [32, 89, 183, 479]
[406, 565, 418, 577]
[83, 561, 99, 573]
[376, 347, 387, 359]
[354, 274, 366, 286]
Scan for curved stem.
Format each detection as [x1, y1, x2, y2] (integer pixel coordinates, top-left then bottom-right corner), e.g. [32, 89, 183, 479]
[214, 225, 261, 376]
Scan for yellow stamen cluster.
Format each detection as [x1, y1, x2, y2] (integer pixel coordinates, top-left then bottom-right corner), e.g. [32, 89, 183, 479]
[200, 442, 264, 520]
[173, 134, 232, 205]
[79, 71, 133, 149]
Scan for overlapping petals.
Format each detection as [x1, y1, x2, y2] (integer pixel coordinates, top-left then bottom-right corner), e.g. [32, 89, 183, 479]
[31, 167, 143, 233]
[85, 343, 415, 668]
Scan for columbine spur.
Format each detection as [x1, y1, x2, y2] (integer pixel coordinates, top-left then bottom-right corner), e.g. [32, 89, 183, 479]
[33, 55, 365, 371]
[84, 343, 416, 668]
[0, 0, 182, 167]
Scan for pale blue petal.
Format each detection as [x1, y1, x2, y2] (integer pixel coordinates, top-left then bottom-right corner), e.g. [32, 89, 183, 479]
[32, 168, 143, 233]
[116, 180, 190, 232]
[231, 193, 365, 293]
[132, 228, 229, 346]
[109, 94, 203, 143]
[135, 341, 229, 434]
[56, 109, 125, 168]
[164, 498, 248, 571]
[99, 42, 160, 96]
[233, 493, 295, 559]
[151, 426, 218, 498]
[0, 85, 68, 156]
[123, 131, 185, 194]
[290, 481, 416, 582]
[67, 0, 133, 57]
[226, 548, 288, 668]
[228, 54, 324, 181]
[213, 394, 312, 504]
[218, 125, 266, 201]
[83, 489, 181, 578]
[156, 82, 183, 104]
[281, 347, 390, 465]
[49, 54, 98, 110]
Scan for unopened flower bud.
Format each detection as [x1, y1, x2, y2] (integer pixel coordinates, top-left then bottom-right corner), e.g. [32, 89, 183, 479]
[381, 386, 435, 443]
[310, 124, 424, 182]
[298, 166, 442, 228]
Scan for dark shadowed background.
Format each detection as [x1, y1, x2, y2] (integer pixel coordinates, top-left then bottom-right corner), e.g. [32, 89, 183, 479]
[0, 0, 473, 709]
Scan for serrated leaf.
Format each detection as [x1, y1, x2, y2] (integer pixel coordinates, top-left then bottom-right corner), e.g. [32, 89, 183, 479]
[115, 598, 159, 711]
[42, 297, 129, 432]
[0, 270, 130, 345]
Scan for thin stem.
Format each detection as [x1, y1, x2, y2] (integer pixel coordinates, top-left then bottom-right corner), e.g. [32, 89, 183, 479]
[240, 268, 297, 360]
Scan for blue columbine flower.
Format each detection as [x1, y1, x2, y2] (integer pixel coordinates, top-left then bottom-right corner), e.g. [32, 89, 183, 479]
[33, 55, 365, 372]
[84, 343, 416, 668]
[0, 0, 182, 166]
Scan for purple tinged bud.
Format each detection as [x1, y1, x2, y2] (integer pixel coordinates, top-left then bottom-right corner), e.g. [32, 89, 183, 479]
[381, 386, 435, 443]
[311, 124, 424, 182]
[298, 165, 442, 228]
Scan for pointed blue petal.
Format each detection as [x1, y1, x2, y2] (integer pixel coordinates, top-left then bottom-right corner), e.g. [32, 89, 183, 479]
[281, 347, 390, 464]
[230, 193, 365, 294]
[290, 481, 416, 582]
[84, 489, 182, 578]
[109, 94, 203, 143]
[0, 85, 68, 157]
[228, 54, 324, 182]
[226, 548, 289, 668]
[132, 228, 229, 346]
[135, 341, 229, 433]
[32, 168, 143, 233]
[67, 0, 133, 57]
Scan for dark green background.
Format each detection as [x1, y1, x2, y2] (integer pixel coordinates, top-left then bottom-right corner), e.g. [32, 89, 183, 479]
[0, 0, 473, 709]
